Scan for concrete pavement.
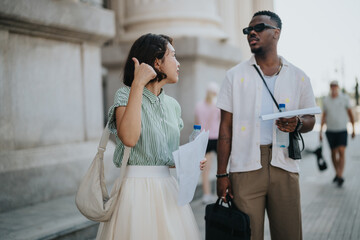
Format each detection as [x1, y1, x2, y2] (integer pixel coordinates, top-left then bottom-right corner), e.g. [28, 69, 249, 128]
[0, 130, 358, 240]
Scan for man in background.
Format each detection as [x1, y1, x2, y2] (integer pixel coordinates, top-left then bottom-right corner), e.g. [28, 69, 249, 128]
[320, 80, 355, 187]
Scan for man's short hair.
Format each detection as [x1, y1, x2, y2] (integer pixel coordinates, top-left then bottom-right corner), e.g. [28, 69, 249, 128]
[253, 10, 282, 30]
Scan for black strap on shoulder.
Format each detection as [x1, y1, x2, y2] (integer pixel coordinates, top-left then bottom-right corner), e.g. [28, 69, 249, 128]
[253, 65, 281, 111]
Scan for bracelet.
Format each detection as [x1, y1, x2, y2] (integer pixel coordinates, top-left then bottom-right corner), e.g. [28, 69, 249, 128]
[216, 173, 229, 178]
[295, 116, 303, 132]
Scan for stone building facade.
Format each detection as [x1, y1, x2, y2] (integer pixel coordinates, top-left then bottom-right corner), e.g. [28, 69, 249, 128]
[0, 0, 117, 212]
[0, 0, 273, 238]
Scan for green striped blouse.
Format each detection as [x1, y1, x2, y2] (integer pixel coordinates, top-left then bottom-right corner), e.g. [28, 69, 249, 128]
[108, 86, 184, 167]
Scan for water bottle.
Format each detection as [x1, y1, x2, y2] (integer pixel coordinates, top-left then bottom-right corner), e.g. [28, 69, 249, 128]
[276, 104, 289, 148]
[189, 125, 201, 142]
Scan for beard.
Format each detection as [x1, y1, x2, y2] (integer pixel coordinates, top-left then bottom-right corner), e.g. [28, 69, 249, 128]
[251, 46, 263, 54]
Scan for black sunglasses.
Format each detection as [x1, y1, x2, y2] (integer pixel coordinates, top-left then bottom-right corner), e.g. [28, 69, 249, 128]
[242, 23, 278, 35]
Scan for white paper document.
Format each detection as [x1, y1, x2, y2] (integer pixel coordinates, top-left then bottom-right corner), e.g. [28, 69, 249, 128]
[260, 107, 322, 121]
[172, 131, 209, 206]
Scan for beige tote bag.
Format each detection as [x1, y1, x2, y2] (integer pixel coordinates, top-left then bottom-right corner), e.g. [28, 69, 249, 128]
[75, 124, 130, 222]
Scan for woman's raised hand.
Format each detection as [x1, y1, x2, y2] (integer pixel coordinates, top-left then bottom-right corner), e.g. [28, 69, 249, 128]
[132, 57, 157, 87]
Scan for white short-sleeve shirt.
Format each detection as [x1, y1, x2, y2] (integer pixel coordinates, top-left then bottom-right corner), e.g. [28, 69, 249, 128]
[216, 55, 316, 173]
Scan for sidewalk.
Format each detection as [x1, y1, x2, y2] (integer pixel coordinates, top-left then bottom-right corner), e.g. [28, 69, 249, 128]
[191, 131, 360, 240]
[0, 131, 357, 240]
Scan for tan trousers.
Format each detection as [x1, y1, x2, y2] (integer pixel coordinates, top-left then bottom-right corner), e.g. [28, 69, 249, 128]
[230, 145, 302, 240]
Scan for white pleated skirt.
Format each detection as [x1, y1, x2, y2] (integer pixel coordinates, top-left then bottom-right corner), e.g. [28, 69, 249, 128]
[96, 166, 201, 240]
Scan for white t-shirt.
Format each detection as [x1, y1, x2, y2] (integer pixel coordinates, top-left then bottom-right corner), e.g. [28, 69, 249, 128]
[260, 75, 277, 145]
[323, 93, 351, 131]
[217, 55, 316, 173]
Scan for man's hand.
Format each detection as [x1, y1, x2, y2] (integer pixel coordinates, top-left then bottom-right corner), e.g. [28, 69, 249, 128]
[276, 116, 298, 132]
[216, 177, 233, 203]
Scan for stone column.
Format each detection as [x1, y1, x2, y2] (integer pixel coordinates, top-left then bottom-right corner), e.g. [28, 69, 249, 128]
[80, 0, 104, 7]
[117, 0, 227, 42]
[217, 0, 253, 59]
[217, 0, 274, 60]
[253, 0, 274, 13]
[0, 0, 116, 212]
[164, 38, 241, 142]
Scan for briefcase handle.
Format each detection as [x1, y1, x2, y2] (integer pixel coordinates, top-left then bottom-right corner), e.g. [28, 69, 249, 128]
[214, 194, 234, 209]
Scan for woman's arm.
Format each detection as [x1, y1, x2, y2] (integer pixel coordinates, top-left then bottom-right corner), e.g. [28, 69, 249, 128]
[116, 58, 156, 147]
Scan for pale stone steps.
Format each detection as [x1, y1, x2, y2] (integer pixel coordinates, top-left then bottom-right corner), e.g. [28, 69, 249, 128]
[0, 153, 218, 240]
[0, 181, 215, 240]
[0, 195, 98, 240]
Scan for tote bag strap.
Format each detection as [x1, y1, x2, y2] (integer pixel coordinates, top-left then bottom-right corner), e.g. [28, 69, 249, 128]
[98, 123, 111, 153]
[98, 123, 130, 166]
[97, 124, 131, 194]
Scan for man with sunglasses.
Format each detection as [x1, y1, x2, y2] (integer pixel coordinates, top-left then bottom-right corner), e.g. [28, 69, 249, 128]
[216, 11, 316, 240]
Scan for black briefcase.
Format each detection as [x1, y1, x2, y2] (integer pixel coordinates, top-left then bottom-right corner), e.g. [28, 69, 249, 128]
[205, 197, 251, 240]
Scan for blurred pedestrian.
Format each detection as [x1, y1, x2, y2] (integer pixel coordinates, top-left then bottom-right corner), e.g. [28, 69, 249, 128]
[320, 80, 355, 187]
[195, 82, 220, 204]
[216, 11, 316, 240]
[96, 33, 205, 240]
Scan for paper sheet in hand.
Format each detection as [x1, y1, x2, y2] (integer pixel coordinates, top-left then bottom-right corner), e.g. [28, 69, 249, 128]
[172, 131, 209, 206]
[261, 107, 321, 121]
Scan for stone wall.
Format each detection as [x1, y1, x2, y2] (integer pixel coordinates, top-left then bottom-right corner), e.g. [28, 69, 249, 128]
[0, 0, 116, 212]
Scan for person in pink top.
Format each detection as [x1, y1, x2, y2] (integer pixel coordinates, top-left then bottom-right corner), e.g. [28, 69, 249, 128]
[195, 82, 221, 204]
